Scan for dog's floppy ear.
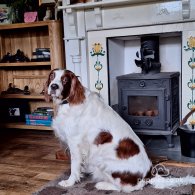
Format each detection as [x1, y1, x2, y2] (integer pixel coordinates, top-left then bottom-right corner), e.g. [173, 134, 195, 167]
[43, 82, 51, 102]
[68, 74, 85, 105]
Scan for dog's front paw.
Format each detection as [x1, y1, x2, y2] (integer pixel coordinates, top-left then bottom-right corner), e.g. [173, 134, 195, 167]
[58, 179, 75, 188]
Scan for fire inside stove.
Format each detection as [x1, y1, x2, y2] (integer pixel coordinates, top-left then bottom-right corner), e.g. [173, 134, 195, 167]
[128, 96, 158, 117]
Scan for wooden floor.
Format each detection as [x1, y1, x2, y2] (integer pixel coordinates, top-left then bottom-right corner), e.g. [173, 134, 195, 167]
[0, 129, 195, 195]
[0, 129, 70, 195]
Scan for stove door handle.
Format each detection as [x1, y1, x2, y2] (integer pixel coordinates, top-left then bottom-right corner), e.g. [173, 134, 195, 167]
[139, 80, 145, 87]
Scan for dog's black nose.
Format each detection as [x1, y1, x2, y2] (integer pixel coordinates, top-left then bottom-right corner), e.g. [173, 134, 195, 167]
[51, 84, 59, 90]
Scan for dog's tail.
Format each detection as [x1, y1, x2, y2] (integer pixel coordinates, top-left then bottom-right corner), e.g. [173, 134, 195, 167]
[148, 174, 195, 189]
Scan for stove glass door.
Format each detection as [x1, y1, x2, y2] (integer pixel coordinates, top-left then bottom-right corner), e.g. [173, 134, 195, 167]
[128, 96, 158, 117]
[121, 89, 166, 130]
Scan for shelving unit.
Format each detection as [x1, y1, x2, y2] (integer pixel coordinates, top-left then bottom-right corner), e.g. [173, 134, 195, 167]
[0, 94, 45, 100]
[0, 62, 51, 67]
[1, 122, 52, 131]
[0, 20, 65, 130]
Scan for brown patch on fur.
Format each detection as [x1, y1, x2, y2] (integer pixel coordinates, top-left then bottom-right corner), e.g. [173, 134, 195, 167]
[112, 172, 142, 186]
[116, 138, 140, 159]
[63, 70, 85, 105]
[94, 131, 113, 146]
[61, 73, 72, 101]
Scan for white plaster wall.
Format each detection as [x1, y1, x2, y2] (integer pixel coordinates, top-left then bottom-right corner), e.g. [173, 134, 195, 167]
[124, 39, 140, 74]
[108, 39, 125, 105]
[160, 36, 182, 72]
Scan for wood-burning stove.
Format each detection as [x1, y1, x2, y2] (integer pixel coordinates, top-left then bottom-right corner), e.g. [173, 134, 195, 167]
[117, 72, 180, 147]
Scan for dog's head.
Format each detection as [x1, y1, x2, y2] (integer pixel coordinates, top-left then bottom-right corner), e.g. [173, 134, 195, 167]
[44, 69, 85, 105]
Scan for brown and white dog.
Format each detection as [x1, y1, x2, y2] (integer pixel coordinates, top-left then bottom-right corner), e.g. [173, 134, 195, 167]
[44, 69, 195, 192]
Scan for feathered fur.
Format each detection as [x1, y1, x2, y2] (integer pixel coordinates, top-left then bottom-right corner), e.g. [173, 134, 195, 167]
[45, 69, 195, 192]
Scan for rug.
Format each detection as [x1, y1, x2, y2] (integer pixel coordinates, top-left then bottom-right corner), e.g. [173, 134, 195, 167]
[33, 166, 195, 195]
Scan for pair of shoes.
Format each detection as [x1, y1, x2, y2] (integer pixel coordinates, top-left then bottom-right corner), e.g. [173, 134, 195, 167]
[6, 83, 24, 94]
[23, 86, 30, 95]
[0, 52, 12, 63]
[0, 50, 30, 63]
[13, 49, 30, 62]
[1, 83, 30, 95]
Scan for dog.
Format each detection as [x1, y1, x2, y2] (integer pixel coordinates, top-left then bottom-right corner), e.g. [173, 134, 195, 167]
[44, 69, 195, 193]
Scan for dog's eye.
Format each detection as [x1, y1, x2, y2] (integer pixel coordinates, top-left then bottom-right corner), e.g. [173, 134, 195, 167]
[49, 72, 55, 81]
[62, 77, 70, 85]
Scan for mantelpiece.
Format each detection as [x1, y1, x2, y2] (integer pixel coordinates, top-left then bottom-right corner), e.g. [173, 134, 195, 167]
[60, 0, 195, 120]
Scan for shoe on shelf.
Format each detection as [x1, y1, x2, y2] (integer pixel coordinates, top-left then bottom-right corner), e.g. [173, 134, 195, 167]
[0, 52, 13, 63]
[23, 85, 30, 95]
[1, 50, 30, 63]
[1, 83, 30, 95]
[12, 49, 30, 62]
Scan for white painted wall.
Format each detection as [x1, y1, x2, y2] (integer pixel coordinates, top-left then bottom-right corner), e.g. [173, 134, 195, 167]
[108, 39, 125, 105]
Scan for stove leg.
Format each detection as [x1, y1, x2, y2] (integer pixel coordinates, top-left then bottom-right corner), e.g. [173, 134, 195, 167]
[165, 135, 174, 148]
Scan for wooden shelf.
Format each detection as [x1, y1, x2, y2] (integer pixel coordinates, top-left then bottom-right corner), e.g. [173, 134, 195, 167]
[0, 61, 51, 67]
[0, 20, 59, 30]
[1, 122, 52, 131]
[0, 93, 45, 100]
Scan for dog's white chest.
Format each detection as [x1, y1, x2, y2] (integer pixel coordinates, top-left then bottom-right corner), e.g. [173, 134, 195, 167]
[52, 104, 83, 142]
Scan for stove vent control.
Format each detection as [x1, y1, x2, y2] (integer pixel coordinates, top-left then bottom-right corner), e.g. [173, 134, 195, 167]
[145, 119, 153, 126]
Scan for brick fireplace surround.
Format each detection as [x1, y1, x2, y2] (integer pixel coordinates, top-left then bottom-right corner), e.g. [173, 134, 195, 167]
[60, 0, 195, 124]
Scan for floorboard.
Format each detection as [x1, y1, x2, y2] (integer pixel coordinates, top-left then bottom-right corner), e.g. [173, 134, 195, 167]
[0, 129, 69, 195]
[0, 129, 194, 194]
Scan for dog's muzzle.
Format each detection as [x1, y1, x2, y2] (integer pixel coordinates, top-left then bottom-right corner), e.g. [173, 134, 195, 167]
[51, 83, 59, 90]
[50, 83, 59, 95]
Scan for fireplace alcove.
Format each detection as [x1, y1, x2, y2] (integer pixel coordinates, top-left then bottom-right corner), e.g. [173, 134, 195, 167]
[107, 33, 181, 147]
[107, 33, 181, 106]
